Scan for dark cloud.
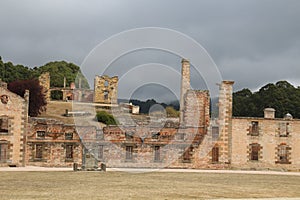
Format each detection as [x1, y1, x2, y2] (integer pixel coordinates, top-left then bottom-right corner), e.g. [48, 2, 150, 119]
[0, 0, 299, 101]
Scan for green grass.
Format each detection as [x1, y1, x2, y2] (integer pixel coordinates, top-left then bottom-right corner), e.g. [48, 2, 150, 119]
[0, 171, 300, 199]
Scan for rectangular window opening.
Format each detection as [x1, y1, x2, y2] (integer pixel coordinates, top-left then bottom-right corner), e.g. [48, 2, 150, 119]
[36, 144, 43, 159]
[65, 133, 73, 140]
[0, 117, 8, 133]
[0, 143, 8, 161]
[250, 144, 260, 161]
[126, 146, 133, 160]
[154, 146, 160, 161]
[37, 131, 46, 138]
[66, 145, 73, 159]
[212, 146, 219, 163]
[250, 121, 259, 136]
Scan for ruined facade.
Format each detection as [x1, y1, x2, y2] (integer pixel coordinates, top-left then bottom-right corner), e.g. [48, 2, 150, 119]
[1, 59, 300, 171]
[94, 75, 118, 104]
[231, 110, 300, 171]
[26, 118, 83, 167]
[39, 73, 94, 102]
[0, 81, 29, 167]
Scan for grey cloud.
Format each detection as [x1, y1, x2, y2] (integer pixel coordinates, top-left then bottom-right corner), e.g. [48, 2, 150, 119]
[0, 0, 300, 101]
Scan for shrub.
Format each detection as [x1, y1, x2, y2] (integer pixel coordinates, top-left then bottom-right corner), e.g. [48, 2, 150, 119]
[96, 111, 117, 125]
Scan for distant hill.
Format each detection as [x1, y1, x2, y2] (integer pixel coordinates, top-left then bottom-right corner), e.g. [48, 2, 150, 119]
[118, 98, 179, 114]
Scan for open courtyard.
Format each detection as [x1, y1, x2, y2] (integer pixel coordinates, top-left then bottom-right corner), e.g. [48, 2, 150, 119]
[0, 170, 300, 200]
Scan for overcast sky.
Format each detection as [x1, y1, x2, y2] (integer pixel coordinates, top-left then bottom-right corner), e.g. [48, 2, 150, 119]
[1, 0, 299, 102]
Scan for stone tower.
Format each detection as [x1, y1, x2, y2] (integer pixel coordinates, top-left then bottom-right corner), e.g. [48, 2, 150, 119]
[94, 75, 118, 104]
[217, 80, 234, 164]
[38, 72, 51, 102]
[179, 58, 191, 125]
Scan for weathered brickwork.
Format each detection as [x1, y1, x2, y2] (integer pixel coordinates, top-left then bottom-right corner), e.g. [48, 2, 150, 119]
[94, 75, 118, 104]
[0, 84, 29, 167]
[180, 59, 190, 124]
[182, 90, 210, 128]
[231, 116, 300, 170]
[217, 81, 234, 164]
[39, 72, 51, 102]
[26, 118, 83, 167]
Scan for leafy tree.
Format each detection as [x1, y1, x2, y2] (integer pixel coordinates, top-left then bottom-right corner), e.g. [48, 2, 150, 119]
[33, 61, 89, 88]
[0, 57, 89, 89]
[233, 81, 300, 118]
[96, 111, 118, 125]
[8, 79, 47, 117]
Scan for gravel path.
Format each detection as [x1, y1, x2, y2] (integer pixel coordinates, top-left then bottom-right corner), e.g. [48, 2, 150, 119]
[1, 166, 300, 176]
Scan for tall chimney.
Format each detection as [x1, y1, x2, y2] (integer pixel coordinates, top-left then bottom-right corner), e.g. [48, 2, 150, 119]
[179, 58, 191, 125]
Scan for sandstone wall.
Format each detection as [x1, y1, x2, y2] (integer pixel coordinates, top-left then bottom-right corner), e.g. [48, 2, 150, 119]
[231, 117, 300, 171]
[0, 86, 28, 167]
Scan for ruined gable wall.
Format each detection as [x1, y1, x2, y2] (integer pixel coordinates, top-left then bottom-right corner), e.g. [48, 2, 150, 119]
[94, 75, 118, 104]
[0, 87, 28, 167]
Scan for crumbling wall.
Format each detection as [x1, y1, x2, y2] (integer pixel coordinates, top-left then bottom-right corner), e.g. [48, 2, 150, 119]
[94, 75, 118, 104]
[38, 72, 51, 102]
[26, 118, 82, 167]
[182, 90, 210, 128]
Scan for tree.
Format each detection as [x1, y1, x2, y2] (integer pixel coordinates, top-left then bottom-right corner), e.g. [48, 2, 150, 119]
[233, 81, 300, 118]
[8, 79, 47, 117]
[33, 61, 89, 88]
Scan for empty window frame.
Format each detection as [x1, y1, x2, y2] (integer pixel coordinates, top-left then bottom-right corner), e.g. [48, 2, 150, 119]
[250, 121, 259, 136]
[279, 122, 290, 137]
[125, 146, 133, 160]
[65, 133, 73, 140]
[37, 131, 46, 138]
[66, 145, 73, 159]
[277, 144, 290, 164]
[35, 144, 43, 159]
[250, 143, 260, 161]
[0, 117, 8, 133]
[104, 91, 109, 100]
[154, 146, 160, 162]
[0, 143, 8, 162]
[212, 146, 219, 163]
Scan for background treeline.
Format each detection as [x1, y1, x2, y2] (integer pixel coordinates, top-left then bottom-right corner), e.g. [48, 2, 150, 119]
[129, 99, 179, 114]
[0, 56, 89, 88]
[233, 80, 300, 118]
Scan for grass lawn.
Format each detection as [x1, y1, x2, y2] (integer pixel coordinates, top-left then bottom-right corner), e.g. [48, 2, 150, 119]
[0, 171, 300, 199]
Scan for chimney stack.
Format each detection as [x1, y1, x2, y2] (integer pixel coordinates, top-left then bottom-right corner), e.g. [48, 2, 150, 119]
[264, 108, 275, 119]
[179, 58, 191, 125]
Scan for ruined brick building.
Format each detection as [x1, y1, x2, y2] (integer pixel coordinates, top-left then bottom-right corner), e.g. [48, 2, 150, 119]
[39, 72, 118, 104]
[0, 59, 300, 170]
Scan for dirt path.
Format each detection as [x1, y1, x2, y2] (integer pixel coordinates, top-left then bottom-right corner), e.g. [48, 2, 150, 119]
[1, 166, 300, 176]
